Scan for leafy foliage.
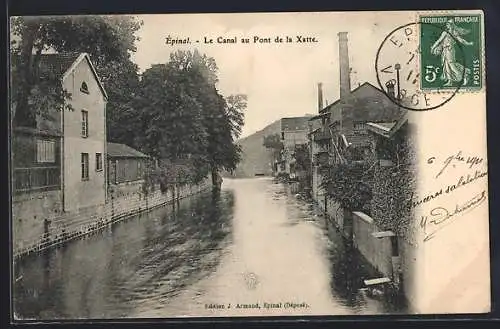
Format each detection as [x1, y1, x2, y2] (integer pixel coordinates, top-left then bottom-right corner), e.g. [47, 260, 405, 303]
[263, 133, 284, 173]
[11, 17, 245, 189]
[131, 50, 246, 185]
[370, 124, 417, 239]
[293, 144, 310, 169]
[320, 162, 374, 212]
[10, 15, 143, 129]
[263, 133, 283, 150]
[292, 143, 312, 189]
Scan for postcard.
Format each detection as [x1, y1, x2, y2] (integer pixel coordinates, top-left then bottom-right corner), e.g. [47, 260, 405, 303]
[10, 10, 488, 320]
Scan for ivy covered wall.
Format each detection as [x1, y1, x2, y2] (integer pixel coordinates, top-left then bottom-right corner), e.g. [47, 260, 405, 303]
[370, 123, 417, 242]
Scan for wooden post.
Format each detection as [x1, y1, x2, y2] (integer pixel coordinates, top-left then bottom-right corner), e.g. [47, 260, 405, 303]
[343, 208, 353, 240]
[111, 190, 115, 218]
[391, 235, 401, 290]
[43, 218, 51, 246]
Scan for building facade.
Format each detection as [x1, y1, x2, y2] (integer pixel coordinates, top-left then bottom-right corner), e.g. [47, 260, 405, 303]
[12, 52, 108, 214]
[279, 116, 312, 177]
[305, 31, 416, 303]
[61, 53, 108, 211]
[11, 52, 108, 254]
[107, 142, 150, 185]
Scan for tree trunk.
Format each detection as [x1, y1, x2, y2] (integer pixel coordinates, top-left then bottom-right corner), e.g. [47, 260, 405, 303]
[14, 21, 40, 127]
[211, 166, 222, 191]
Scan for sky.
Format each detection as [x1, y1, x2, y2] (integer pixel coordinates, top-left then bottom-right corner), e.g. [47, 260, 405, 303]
[131, 12, 415, 138]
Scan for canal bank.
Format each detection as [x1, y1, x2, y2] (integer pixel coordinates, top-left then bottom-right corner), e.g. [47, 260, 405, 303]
[14, 178, 405, 319]
[12, 177, 213, 259]
[305, 182, 415, 312]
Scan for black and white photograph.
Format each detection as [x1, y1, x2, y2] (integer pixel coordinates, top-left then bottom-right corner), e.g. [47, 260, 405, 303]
[9, 10, 489, 320]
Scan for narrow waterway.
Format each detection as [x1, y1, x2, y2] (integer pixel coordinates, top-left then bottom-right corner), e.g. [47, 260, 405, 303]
[13, 178, 405, 319]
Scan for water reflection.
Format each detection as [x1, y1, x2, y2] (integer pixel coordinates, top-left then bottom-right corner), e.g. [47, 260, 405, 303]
[13, 178, 404, 320]
[14, 190, 234, 319]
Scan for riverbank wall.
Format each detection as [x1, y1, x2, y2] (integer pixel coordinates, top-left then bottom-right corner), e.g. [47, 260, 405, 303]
[12, 178, 212, 259]
[311, 192, 416, 312]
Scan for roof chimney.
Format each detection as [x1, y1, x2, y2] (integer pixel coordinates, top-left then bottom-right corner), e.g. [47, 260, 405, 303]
[317, 83, 324, 112]
[338, 32, 351, 99]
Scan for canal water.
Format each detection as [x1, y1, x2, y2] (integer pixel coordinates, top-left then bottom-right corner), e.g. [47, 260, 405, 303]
[13, 177, 405, 319]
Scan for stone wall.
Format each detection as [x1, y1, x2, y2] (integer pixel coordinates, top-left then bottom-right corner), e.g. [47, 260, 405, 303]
[326, 198, 344, 230]
[12, 190, 63, 254]
[398, 237, 417, 311]
[352, 211, 393, 278]
[13, 178, 212, 258]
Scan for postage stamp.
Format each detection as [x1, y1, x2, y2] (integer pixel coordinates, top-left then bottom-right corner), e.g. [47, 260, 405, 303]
[419, 14, 483, 91]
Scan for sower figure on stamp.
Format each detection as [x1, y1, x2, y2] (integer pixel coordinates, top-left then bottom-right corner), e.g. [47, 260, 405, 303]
[430, 19, 474, 86]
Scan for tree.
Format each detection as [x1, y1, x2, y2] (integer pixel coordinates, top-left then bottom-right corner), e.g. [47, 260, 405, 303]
[293, 144, 310, 171]
[171, 50, 246, 183]
[263, 133, 283, 150]
[100, 58, 142, 146]
[132, 49, 246, 188]
[225, 94, 247, 139]
[292, 143, 312, 189]
[263, 133, 284, 172]
[10, 15, 143, 128]
[132, 62, 209, 162]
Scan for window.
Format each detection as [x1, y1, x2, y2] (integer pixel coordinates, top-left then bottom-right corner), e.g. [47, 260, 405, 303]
[36, 139, 56, 163]
[80, 82, 89, 94]
[81, 110, 89, 137]
[95, 153, 103, 171]
[81, 153, 89, 180]
[281, 132, 285, 140]
[354, 122, 366, 130]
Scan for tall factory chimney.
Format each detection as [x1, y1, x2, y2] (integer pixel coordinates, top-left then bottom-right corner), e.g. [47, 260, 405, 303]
[338, 32, 351, 99]
[317, 82, 324, 112]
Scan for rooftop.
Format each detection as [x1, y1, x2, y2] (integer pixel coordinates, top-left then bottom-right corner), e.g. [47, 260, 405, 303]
[366, 122, 397, 132]
[281, 116, 311, 131]
[107, 142, 149, 158]
[11, 52, 108, 99]
[366, 111, 409, 138]
[39, 53, 82, 79]
[319, 82, 403, 123]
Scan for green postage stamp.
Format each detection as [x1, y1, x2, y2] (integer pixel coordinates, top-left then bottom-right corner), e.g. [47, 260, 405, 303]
[419, 14, 483, 91]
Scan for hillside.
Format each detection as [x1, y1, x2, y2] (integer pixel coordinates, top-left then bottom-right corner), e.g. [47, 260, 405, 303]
[232, 119, 282, 178]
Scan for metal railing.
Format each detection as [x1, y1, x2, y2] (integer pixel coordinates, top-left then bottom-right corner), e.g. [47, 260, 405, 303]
[14, 166, 61, 192]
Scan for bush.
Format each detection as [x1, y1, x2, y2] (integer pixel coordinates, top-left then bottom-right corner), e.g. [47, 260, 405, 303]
[320, 162, 374, 212]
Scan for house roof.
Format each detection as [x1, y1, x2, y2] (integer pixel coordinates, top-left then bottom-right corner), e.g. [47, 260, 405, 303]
[309, 112, 331, 121]
[38, 52, 81, 78]
[366, 122, 397, 132]
[281, 116, 311, 131]
[308, 127, 321, 136]
[342, 133, 372, 147]
[107, 142, 149, 158]
[366, 111, 409, 138]
[319, 82, 402, 122]
[12, 52, 108, 100]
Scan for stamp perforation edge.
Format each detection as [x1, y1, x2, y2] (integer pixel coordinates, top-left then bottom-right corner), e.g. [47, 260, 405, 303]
[414, 10, 486, 95]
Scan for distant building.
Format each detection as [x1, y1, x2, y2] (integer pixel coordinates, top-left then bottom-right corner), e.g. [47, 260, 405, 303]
[325, 81, 403, 163]
[12, 52, 108, 213]
[106, 142, 150, 185]
[366, 112, 409, 164]
[278, 116, 312, 176]
[308, 32, 403, 205]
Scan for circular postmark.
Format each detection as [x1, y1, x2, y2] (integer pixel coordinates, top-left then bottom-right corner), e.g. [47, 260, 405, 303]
[375, 21, 468, 111]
